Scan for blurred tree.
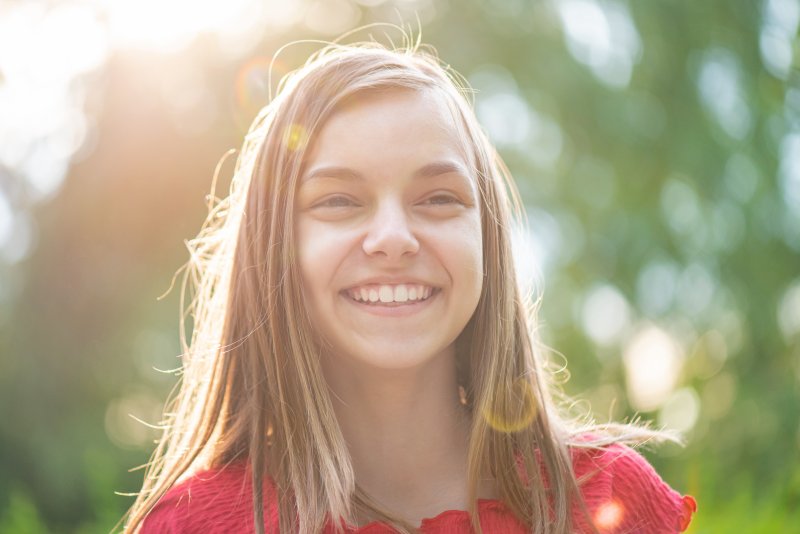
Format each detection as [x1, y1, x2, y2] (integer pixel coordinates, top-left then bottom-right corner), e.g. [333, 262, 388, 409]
[0, 0, 798, 531]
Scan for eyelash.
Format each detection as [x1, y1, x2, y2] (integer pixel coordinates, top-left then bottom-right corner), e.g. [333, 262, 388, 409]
[423, 194, 462, 206]
[312, 193, 464, 209]
[315, 195, 358, 208]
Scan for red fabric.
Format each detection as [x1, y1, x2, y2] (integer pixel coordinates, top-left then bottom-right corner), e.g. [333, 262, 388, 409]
[141, 444, 695, 533]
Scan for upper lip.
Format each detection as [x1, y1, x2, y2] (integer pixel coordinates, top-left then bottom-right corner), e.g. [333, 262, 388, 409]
[342, 276, 440, 290]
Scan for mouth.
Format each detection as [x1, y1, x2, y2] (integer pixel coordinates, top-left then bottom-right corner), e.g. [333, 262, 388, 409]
[342, 283, 440, 306]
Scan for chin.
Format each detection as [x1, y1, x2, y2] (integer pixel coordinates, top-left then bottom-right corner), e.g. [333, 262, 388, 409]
[338, 340, 455, 372]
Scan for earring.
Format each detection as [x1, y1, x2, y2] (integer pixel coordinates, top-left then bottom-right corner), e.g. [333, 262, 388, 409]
[458, 385, 469, 406]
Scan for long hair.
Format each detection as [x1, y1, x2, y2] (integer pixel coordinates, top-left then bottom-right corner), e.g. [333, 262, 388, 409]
[124, 34, 668, 534]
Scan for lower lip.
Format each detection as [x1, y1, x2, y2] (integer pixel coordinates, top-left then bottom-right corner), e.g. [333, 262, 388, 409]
[341, 289, 440, 317]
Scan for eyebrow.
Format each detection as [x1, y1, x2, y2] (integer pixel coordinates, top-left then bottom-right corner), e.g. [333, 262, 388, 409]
[301, 161, 472, 183]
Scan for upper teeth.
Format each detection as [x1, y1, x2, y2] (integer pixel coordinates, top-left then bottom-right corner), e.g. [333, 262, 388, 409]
[348, 284, 434, 303]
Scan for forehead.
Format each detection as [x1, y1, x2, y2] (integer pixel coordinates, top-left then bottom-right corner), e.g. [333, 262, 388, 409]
[304, 87, 474, 173]
[333, 86, 456, 124]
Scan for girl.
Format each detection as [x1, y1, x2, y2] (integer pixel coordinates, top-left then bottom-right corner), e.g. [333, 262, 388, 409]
[124, 38, 696, 534]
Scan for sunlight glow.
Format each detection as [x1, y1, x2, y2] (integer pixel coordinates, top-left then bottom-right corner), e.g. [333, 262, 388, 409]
[514, 208, 560, 282]
[482, 378, 538, 433]
[472, 64, 563, 166]
[472, 66, 531, 148]
[101, 0, 272, 53]
[0, 193, 13, 249]
[0, 2, 107, 263]
[0, 3, 107, 85]
[283, 124, 309, 152]
[235, 57, 276, 113]
[104, 390, 164, 449]
[161, 64, 219, 136]
[511, 217, 545, 298]
[304, 0, 362, 35]
[760, 0, 799, 79]
[659, 387, 700, 433]
[0, 0, 305, 264]
[555, 0, 642, 88]
[594, 499, 625, 531]
[477, 91, 531, 147]
[581, 284, 631, 347]
[696, 47, 752, 140]
[623, 325, 684, 412]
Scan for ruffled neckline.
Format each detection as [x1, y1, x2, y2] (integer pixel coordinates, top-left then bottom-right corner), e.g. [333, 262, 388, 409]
[340, 499, 508, 533]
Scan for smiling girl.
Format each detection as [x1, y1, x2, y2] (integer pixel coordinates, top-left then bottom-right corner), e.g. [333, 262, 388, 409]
[123, 38, 696, 534]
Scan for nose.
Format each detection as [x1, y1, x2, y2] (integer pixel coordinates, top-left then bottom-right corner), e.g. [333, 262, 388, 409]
[362, 200, 419, 259]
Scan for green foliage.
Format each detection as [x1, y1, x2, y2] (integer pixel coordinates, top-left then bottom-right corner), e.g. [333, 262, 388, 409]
[689, 483, 800, 533]
[0, 491, 48, 534]
[1, 0, 798, 531]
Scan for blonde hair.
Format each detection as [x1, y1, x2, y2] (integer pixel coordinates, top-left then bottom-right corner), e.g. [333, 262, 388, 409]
[124, 33, 669, 534]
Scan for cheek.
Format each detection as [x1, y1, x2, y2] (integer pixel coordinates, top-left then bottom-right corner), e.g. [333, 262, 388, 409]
[461, 214, 483, 263]
[440, 215, 484, 283]
[465, 219, 485, 299]
[296, 220, 353, 296]
[296, 222, 325, 297]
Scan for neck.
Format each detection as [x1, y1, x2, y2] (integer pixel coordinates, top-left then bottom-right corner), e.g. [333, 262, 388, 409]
[321, 349, 482, 524]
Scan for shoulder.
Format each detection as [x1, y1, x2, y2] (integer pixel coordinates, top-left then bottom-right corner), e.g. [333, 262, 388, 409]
[570, 442, 697, 533]
[139, 462, 278, 534]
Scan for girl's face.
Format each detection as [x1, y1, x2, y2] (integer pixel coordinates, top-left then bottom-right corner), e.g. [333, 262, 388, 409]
[295, 88, 483, 373]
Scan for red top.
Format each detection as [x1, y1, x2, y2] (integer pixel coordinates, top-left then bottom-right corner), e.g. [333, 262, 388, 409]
[141, 443, 696, 533]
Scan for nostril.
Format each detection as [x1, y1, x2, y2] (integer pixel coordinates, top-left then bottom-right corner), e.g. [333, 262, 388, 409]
[361, 219, 420, 257]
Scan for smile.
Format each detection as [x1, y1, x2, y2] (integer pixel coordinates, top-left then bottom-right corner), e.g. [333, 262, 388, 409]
[344, 284, 438, 305]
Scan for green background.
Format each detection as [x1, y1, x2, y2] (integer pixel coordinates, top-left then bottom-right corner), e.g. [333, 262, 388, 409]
[0, 0, 798, 532]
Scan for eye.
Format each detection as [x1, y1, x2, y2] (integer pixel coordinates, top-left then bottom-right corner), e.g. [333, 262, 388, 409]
[314, 195, 358, 209]
[422, 194, 463, 206]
